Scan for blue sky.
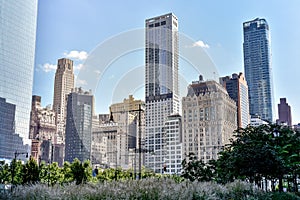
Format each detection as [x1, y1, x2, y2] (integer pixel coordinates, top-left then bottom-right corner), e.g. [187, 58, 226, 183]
[34, 0, 300, 124]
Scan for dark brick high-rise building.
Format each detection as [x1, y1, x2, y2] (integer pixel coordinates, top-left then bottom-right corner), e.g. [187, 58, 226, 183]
[276, 98, 292, 126]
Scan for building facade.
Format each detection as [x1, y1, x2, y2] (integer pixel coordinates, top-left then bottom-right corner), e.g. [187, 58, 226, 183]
[163, 114, 182, 174]
[276, 98, 292, 126]
[182, 78, 237, 163]
[110, 95, 145, 162]
[0, 1, 38, 157]
[145, 13, 180, 173]
[250, 115, 268, 127]
[220, 73, 250, 128]
[91, 122, 130, 169]
[29, 95, 56, 164]
[65, 88, 93, 163]
[53, 58, 74, 144]
[0, 98, 28, 160]
[243, 18, 274, 122]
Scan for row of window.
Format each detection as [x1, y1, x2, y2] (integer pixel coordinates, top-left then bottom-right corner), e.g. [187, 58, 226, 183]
[148, 21, 167, 28]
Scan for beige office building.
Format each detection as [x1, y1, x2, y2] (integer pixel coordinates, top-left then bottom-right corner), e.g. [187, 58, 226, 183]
[91, 95, 144, 169]
[92, 121, 130, 169]
[52, 58, 74, 144]
[182, 77, 237, 163]
[110, 95, 145, 151]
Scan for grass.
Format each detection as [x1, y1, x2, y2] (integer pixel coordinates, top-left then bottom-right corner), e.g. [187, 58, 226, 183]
[0, 178, 299, 200]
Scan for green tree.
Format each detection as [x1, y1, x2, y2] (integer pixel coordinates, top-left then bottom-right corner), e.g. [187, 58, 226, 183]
[212, 151, 236, 184]
[47, 162, 63, 186]
[97, 168, 115, 182]
[38, 161, 48, 183]
[215, 123, 300, 192]
[22, 156, 39, 184]
[181, 153, 214, 182]
[0, 161, 11, 184]
[60, 161, 73, 183]
[70, 158, 92, 184]
[11, 159, 23, 185]
[141, 166, 155, 179]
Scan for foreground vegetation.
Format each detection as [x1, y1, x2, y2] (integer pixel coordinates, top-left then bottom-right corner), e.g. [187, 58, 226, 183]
[1, 178, 299, 200]
[182, 123, 300, 193]
[0, 123, 299, 199]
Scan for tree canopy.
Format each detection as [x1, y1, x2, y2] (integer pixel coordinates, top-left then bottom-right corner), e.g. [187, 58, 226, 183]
[181, 123, 300, 192]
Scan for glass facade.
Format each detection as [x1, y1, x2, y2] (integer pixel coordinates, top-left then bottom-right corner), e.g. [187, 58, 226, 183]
[0, 97, 28, 160]
[243, 18, 274, 122]
[145, 13, 180, 173]
[65, 89, 94, 163]
[0, 1, 38, 156]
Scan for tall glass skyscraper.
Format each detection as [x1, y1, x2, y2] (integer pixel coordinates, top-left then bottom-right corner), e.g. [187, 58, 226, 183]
[65, 88, 94, 163]
[145, 13, 179, 173]
[243, 18, 274, 122]
[0, 1, 38, 158]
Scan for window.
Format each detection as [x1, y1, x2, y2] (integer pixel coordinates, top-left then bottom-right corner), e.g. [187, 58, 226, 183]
[173, 20, 177, 27]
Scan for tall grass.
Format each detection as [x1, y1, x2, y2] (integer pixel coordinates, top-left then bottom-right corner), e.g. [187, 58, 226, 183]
[0, 178, 298, 200]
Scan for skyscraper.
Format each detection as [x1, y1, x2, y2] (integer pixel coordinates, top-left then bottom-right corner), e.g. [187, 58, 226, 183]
[243, 18, 274, 122]
[163, 114, 182, 174]
[220, 73, 250, 128]
[145, 13, 179, 173]
[53, 58, 74, 144]
[65, 88, 94, 162]
[0, 98, 28, 160]
[182, 77, 237, 163]
[276, 98, 292, 126]
[0, 1, 38, 158]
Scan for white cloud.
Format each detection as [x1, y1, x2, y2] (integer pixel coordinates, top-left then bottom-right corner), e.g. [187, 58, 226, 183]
[39, 62, 84, 73]
[74, 64, 83, 71]
[192, 40, 210, 48]
[76, 79, 87, 85]
[40, 63, 57, 72]
[64, 50, 88, 60]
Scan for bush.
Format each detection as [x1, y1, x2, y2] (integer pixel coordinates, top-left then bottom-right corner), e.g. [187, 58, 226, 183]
[0, 178, 290, 200]
[269, 192, 300, 200]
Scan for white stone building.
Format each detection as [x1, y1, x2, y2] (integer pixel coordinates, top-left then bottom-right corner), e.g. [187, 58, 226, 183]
[182, 78, 237, 163]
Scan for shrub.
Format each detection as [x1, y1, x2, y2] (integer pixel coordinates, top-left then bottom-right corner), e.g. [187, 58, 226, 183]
[0, 178, 284, 200]
[269, 192, 300, 200]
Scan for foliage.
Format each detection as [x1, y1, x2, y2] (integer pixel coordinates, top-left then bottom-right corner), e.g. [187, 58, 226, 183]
[181, 153, 214, 182]
[214, 123, 300, 192]
[0, 178, 272, 200]
[60, 161, 73, 183]
[0, 123, 298, 197]
[179, 123, 300, 193]
[11, 159, 23, 185]
[0, 161, 11, 184]
[268, 192, 300, 200]
[70, 158, 92, 185]
[48, 162, 63, 186]
[22, 156, 39, 184]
